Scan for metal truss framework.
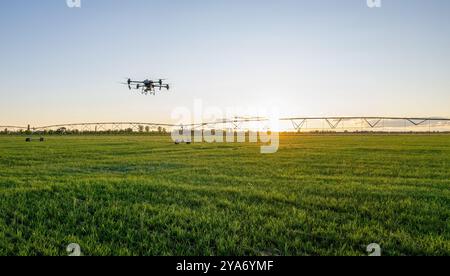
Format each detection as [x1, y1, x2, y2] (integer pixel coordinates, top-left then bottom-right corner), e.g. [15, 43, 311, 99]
[1, 117, 450, 133]
[281, 117, 450, 132]
[37, 122, 174, 132]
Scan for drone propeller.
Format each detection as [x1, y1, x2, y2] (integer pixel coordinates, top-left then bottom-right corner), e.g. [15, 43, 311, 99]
[122, 78, 133, 89]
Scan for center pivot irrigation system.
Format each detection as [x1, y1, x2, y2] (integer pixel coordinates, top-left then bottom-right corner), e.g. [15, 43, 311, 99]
[2, 117, 450, 134]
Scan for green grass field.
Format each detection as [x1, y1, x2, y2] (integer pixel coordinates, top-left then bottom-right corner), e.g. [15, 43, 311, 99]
[0, 134, 449, 256]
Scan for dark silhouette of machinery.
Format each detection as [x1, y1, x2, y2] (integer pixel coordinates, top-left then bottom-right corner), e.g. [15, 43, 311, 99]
[121, 78, 170, 95]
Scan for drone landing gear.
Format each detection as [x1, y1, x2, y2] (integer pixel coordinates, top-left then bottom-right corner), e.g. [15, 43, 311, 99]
[141, 90, 156, 96]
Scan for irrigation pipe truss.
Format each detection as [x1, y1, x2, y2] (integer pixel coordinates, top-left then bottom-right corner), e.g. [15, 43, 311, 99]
[1, 117, 450, 132]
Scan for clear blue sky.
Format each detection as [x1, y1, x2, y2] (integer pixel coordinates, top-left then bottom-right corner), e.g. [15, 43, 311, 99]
[1, 0, 449, 126]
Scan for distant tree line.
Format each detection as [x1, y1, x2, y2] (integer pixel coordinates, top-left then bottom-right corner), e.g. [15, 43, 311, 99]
[0, 126, 169, 136]
[0, 127, 448, 136]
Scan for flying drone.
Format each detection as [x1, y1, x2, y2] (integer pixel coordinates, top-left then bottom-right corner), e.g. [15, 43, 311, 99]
[122, 78, 170, 95]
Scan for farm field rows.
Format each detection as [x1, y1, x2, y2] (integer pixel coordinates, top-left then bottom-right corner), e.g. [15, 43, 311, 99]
[0, 134, 449, 256]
